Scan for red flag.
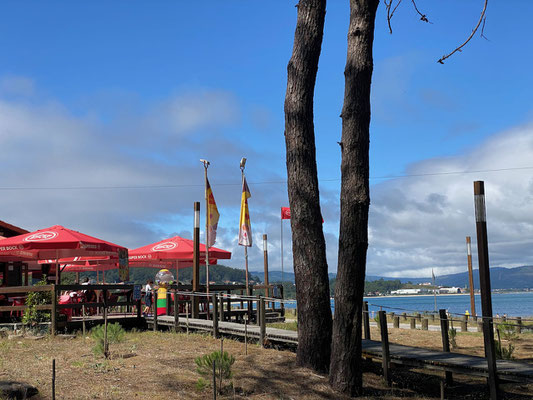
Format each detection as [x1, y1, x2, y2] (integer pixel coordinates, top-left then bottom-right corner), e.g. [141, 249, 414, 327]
[281, 207, 323, 223]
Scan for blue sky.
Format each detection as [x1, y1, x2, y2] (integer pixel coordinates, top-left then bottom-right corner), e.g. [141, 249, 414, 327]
[1, 1, 532, 278]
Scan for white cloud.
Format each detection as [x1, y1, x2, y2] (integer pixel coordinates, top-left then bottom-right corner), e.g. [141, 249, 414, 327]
[367, 123, 533, 277]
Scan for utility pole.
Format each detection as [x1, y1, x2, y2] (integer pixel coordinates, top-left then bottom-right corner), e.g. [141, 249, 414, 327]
[473, 181, 498, 399]
[201, 159, 211, 294]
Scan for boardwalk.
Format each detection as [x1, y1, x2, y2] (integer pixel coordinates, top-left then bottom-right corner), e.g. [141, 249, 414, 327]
[148, 315, 533, 384]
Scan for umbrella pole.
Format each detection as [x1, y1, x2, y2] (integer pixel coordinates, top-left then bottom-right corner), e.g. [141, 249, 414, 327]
[55, 250, 60, 285]
[175, 261, 179, 285]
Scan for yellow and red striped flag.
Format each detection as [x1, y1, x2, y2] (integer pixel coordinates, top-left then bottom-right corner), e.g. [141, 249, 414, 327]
[206, 177, 220, 247]
[238, 177, 252, 247]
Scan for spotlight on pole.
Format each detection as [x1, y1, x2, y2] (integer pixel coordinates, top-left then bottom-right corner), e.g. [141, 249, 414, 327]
[240, 157, 247, 170]
[200, 159, 210, 168]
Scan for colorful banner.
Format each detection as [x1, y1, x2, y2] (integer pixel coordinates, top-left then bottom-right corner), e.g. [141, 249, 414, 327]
[238, 177, 252, 247]
[206, 177, 220, 247]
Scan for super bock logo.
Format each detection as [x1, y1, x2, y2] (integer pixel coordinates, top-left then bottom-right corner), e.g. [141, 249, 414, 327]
[152, 242, 177, 251]
[24, 232, 58, 242]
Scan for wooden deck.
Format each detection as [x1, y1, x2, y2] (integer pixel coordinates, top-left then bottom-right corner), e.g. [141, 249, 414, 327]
[147, 315, 298, 344]
[147, 315, 533, 384]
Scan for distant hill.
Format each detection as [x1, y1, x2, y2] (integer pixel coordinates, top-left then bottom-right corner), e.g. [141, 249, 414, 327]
[255, 265, 533, 290]
[62, 264, 260, 285]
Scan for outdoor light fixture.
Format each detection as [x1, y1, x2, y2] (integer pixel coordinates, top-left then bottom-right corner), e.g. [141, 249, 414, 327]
[240, 157, 247, 169]
[200, 159, 210, 167]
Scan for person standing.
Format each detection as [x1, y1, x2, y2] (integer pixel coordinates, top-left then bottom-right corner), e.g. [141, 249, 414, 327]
[143, 280, 153, 316]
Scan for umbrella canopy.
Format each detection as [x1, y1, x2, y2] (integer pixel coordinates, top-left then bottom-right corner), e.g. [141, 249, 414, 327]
[0, 225, 126, 261]
[129, 236, 231, 265]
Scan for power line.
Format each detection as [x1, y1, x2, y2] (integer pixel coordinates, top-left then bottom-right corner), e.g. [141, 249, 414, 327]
[0, 166, 532, 191]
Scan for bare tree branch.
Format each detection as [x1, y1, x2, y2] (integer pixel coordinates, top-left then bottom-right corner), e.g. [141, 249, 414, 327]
[438, 0, 489, 64]
[411, 0, 430, 23]
[385, 0, 403, 34]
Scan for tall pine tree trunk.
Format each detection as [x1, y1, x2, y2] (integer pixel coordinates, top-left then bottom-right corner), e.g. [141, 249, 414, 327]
[284, 0, 332, 373]
[329, 0, 379, 395]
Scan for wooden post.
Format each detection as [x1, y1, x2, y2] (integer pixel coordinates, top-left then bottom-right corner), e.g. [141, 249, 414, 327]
[461, 316, 468, 332]
[393, 316, 399, 329]
[256, 295, 261, 326]
[174, 290, 179, 333]
[52, 359, 56, 400]
[439, 309, 453, 385]
[219, 295, 224, 322]
[517, 317, 522, 334]
[280, 285, 285, 317]
[422, 318, 429, 330]
[192, 201, 200, 318]
[153, 289, 158, 332]
[82, 305, 86, 337]
[212, 293, 218, 338]
[51, 285, 57, 336]
[363, 301, 371, 340]
[103, 289, 109, 359]
[474, 181, 498, 399]
[402, 312, 407, 321]
[410, 317, 416, 330]
[244, 314, 248, 355]
[166, 291, 172, 316]
[260, 297, 266, 347]
[378, 310, 391, 386]
[136, 299, 141, 320]
[466, 236, 477, 319]
[416, 313, 421, 322]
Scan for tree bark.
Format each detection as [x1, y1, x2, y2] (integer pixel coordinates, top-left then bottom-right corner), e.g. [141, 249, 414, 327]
[329, 0, 379, 395]
[284, 0, 332, 373]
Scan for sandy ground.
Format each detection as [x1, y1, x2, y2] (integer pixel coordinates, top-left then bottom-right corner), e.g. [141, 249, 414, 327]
[0, 327, 532, 399]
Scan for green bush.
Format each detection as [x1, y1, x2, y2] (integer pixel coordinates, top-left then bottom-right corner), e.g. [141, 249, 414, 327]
[195, 350, 235, 392]
[497, 321, 518, 342]
[91, 323, 125, 356]
[22, 278, 52, 326]
[448, 328, 457, 349]
[495, 339, 515, 360]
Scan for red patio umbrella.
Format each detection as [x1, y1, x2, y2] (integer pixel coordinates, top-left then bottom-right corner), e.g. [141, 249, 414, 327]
[129, 236, 231, 282]
[0, 225, 126, 282]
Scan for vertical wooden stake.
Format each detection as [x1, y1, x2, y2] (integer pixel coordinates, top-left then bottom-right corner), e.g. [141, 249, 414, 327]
[153, 289, 158, 332]
[378, 310, 391, 386]
[52, 359, 56, 400]
[244, 317, 248, 355]
[51, 285, 57, 336]
[186, 302, 190, 335]
[174, 290, 179, 333]
[474, 181, 498, 400]
[439, 309, 453, 385]
[103, 289, 109, 359]
[259, 297, 266, 347]
[82, 305, 86, 337]
[363, 301, 371, 340]
[219, 338, 224, 393]
[212, 359, 217, 400]
[212, 294, 219, 338]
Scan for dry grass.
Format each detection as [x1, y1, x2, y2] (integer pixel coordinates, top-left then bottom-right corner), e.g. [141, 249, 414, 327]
[0, 326, 532, 399]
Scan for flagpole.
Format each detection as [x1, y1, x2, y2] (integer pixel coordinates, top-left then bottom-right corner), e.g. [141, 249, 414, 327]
[240, 159, 250, 295]
[280, 208, 284, 286]
[201, 159, 210, 294]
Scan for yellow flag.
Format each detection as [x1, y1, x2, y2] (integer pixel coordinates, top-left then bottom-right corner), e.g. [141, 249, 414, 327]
[238, 176, 252, 246]
[206, 177, 220, 247]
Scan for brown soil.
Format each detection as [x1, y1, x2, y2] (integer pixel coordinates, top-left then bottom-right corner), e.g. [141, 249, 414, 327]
[0, 327, 532, 399]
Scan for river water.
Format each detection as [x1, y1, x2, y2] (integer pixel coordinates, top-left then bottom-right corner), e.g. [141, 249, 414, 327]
[284, 292, 533, 318]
